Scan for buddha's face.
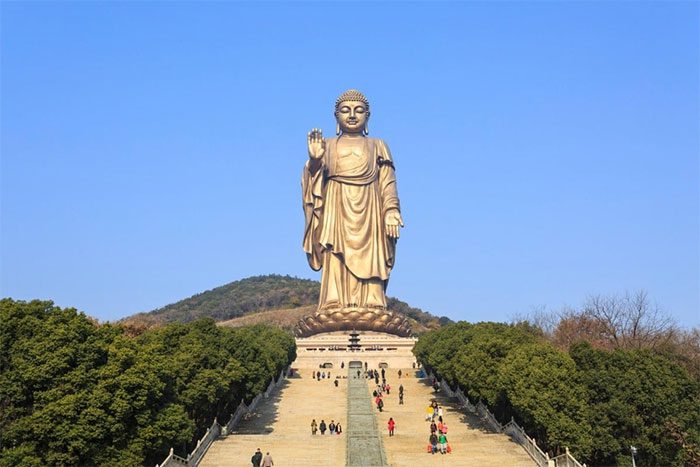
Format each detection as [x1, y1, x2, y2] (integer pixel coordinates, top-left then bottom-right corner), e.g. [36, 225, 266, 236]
[335, 100, 368, 134]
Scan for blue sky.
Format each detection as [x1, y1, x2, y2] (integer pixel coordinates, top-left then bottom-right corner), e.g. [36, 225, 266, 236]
[2, 2, 698, 327]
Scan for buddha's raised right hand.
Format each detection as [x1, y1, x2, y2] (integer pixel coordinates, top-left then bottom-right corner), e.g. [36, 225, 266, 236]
[307, 128, 326, 160]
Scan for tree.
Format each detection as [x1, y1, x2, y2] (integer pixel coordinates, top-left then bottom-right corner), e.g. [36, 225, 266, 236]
[0, 299, 296, 466]
[582, 290, 677, 350]
[571, 342, 700, 466]
[499, 343, 592, 458]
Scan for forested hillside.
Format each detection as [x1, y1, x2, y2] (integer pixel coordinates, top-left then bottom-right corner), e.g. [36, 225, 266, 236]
[126, 275, 319, 325]
[414, 322, 700, 466]
[0, 299, 296, 467]
[123, 274, 451, 333]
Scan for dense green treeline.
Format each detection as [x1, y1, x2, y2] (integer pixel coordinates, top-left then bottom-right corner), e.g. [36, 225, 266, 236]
[0, 299, 296, 467]
[414, 322, 700, 466]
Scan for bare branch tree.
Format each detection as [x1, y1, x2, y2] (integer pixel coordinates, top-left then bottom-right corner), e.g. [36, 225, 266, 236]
[583, 290, 677, 349]
[511, 304, 564, 337]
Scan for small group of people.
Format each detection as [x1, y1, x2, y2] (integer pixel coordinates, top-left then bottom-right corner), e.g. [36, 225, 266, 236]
[425, 400, 443, 421]
[250, 448, 274, 467]
[312, 370, 331, 381]
[311, 418, 342, 435]
[426, 401, 450, 454]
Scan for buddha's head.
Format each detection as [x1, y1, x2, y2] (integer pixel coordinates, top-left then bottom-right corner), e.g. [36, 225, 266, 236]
[335, 89, 370, 135]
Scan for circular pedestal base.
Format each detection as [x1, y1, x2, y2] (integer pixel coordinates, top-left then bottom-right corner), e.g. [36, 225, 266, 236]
[295, 307, 412, 337]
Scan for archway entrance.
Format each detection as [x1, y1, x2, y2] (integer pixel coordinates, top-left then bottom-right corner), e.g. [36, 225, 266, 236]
[348, 361, 363, 369]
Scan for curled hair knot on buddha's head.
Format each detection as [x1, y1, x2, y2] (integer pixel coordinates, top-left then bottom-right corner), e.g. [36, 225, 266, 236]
[334, 89, 370, 115]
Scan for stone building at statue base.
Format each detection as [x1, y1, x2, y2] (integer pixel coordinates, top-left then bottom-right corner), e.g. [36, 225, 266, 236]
[292, 330, 417, 369]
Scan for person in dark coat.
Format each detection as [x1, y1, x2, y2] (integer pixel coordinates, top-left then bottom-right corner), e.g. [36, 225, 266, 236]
[320, 419, 327, 434]
[251, 448, 262, 467]
[429, 433, 438, 454]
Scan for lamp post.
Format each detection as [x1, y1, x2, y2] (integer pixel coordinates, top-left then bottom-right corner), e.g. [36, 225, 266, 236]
[630, 445, 637, 467]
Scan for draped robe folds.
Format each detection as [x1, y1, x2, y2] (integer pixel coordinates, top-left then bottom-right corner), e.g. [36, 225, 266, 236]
[302, 137, 401, 311]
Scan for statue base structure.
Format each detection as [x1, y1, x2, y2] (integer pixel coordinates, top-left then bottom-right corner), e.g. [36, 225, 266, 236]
[292, 330, 418, 369]
[295, 306, 412, 338]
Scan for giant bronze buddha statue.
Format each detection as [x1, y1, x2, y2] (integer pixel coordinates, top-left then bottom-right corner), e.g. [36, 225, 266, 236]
[295, 90, 412, 337]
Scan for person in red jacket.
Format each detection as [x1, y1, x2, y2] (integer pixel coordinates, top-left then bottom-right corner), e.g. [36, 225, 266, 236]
[388, 417, 396, 436]
[375, 395, 384, 412]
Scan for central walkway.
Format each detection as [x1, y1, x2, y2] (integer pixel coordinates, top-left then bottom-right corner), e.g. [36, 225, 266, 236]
[346, 370, 388, 466]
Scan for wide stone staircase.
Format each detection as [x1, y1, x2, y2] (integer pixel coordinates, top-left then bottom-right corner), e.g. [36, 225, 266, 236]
[200, 371, 347, 466]
[199, 369, 535, 466]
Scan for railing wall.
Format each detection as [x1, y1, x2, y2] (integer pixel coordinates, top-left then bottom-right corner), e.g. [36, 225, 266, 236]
[550, 448, 585, 467]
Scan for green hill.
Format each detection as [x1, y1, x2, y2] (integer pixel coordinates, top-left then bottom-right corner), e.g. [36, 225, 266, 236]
[121, 274, 451, 333]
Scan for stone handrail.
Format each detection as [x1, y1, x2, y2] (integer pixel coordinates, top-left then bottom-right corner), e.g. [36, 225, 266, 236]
[454, 387, 477, 412]
[439, 379, 455, 397]
[186, 420, 221, 466]
[225, 400, 249, 433]
[248, 393, 263, 412]
[157, 448, 187, 466]
[264, 378, 276, 397]
[426, 371, 586, 467]
[475, 400, 503, 433]
[156, 366, 290, 467]
[503, 418, 549, 466]
[549, 448, 585, 467]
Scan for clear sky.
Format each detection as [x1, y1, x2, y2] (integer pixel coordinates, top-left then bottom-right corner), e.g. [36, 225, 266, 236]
[1, 2, 698, 327]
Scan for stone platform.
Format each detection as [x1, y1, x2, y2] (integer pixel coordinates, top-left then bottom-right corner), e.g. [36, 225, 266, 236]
[293, 331, 418, 369]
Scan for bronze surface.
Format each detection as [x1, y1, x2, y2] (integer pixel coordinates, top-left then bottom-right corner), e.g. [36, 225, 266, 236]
[296, 90, 409, 337]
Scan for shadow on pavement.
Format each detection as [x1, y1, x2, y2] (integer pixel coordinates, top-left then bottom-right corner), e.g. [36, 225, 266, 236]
[232, 380, 290, 435]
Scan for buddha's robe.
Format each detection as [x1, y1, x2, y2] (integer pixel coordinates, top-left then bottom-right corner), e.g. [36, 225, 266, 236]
[302, 137, 400, 310]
